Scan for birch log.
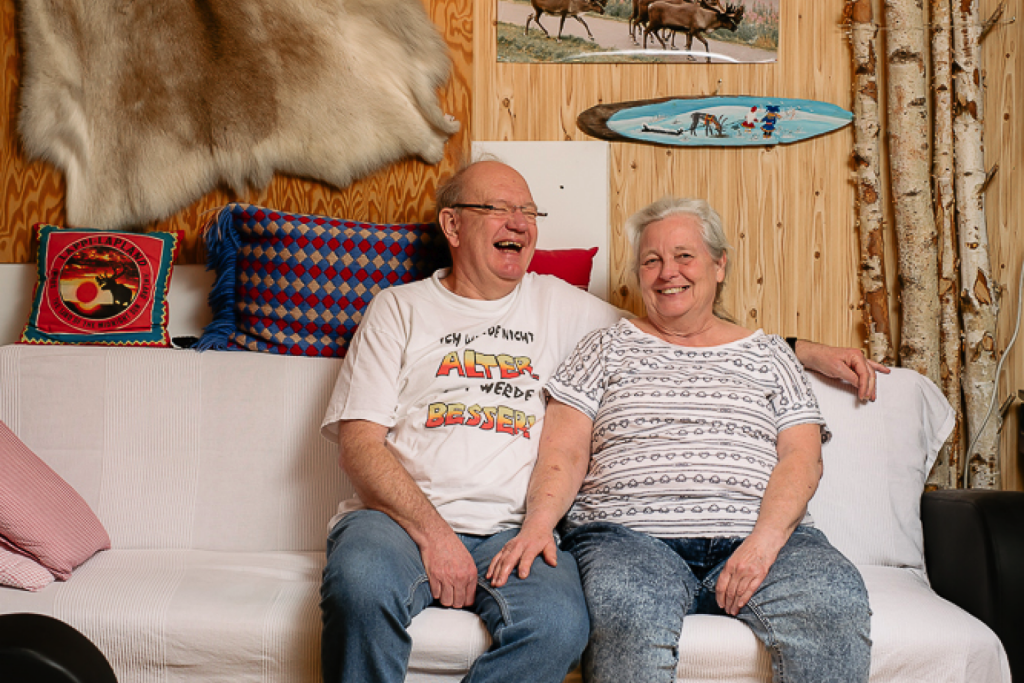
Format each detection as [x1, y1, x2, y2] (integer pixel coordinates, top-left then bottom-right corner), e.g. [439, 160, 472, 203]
[929, 0, 963, 489]
[953, 0, 1001, 488]
[845, 0, 895, 366]
[885, 0, 941, 385]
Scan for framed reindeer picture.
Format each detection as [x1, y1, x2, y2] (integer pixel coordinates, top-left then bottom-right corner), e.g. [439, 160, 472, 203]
[496, 0, 778, 64]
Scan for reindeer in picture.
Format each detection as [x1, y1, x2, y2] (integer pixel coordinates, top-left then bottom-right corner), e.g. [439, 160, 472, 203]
[96, 266, 135, 310]
[688, 111, 727, 136]
[629, 0, 726, 46]
[524, 0, 606, 42]
[643, 1, 745, 62]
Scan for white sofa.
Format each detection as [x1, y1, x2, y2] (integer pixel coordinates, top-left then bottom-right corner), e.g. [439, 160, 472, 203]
[0, 343, 1011, 683]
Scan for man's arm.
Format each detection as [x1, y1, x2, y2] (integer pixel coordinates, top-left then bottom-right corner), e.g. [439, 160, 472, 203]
[337, 419, 478, 608]
[793, 339, 890, 402]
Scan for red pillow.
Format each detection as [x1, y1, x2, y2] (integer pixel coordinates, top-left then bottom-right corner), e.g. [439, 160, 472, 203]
[528, 247, 598, 289]
[0, 540, 55, 591]
[0, 421, 110, 580]
[21, 225, 179, 347]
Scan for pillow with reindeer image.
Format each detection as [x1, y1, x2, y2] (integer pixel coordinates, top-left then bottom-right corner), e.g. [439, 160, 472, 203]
[21, 225, 179, 346]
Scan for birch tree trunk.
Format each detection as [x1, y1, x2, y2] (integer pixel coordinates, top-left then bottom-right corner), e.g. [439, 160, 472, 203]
[929, 0, 963, 489]
[953, 0, 1001, 488]
[885, 0, 941, 385]
[846, 0, 895, 366]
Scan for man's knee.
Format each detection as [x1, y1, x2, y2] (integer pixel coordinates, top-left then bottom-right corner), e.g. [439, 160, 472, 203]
[322, 511, 427, 616]
[489, 555, 589, 655]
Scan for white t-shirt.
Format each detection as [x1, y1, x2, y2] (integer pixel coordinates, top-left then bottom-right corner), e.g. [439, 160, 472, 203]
[546, 320, 830, 538]
[321, 270, 624, 535]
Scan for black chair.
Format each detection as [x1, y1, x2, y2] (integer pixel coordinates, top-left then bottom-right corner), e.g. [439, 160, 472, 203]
[922, 489, 1024, 681]
[0, 613, 117, 683]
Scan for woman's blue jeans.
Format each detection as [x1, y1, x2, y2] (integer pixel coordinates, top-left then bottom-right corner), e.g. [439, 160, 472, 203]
[561, 522, 872, 683]
[321, 510, 589, 683]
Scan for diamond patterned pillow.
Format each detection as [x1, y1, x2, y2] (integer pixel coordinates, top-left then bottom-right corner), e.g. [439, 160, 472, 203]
[197, 203, 448, 357]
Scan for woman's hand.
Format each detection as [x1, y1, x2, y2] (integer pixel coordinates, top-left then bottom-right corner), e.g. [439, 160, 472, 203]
[715, 532, 784, 616]
[485, 399, 594, 588]
[485, 523, 559, 588]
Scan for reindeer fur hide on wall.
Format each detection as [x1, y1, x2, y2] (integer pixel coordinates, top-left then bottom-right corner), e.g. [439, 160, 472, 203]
[16, 0, 460, 230]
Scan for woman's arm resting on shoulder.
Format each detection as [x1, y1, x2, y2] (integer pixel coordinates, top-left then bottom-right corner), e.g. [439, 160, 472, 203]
[486, 400, 594, 588]
[716, 423, 823, 615]
[793, 340, 890, 402]
[337, 419, 479, 609]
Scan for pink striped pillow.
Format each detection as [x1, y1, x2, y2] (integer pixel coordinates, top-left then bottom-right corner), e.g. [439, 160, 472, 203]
[0, 421, 110, 580]
[0, 538, 54, 591]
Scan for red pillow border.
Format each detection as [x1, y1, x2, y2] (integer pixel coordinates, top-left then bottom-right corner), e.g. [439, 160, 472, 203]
[528, 247, 598, 290]
[21, 225, 179, 347]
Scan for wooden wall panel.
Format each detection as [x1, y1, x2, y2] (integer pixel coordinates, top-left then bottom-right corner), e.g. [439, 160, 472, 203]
[0, 0, 471, 264]
[982, 0, 1023, 491]
[475, 1, 858, 347]
[476, 0, 1023, 489]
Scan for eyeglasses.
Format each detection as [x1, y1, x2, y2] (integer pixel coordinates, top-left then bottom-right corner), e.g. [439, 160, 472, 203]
[451, 202, 548, 222]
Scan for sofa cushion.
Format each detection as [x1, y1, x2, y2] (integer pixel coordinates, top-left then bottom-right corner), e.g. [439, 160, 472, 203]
[0, 549, 325, 682]
[197, 203, 448, 357]
[857, 565, 1010, 682]
[806, 369, 955, 571]
[0, 421, 110, 580]
[21, 225, 178, 347]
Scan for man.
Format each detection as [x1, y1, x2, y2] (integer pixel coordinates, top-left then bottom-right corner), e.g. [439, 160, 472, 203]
[319, 160, 884, 683]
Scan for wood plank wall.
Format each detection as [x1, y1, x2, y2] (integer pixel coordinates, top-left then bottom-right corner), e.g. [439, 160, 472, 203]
[982, 0, 1022, 490]
[1, 0, 1021, 489]
[472, 0, 1022, 489]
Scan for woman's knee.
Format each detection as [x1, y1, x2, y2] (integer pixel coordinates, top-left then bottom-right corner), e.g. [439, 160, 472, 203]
[771, 546, 870, 639]
[567, 525, 689, 635]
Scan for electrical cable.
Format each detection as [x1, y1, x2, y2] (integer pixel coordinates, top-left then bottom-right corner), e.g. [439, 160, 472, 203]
[963, 259, 1024, 486]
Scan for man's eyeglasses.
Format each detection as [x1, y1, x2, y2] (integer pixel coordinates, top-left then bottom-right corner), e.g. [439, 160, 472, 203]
[451, 202, 548, 222]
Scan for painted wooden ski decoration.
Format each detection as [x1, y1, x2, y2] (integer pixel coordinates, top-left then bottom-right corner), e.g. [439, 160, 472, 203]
[577, 96, 853, 147]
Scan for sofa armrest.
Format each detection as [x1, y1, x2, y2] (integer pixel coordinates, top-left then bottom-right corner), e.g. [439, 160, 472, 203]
[921, 489, 1024, 678]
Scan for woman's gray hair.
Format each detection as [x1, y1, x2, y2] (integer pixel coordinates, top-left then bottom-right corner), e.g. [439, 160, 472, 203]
[626, 196, 735, 322]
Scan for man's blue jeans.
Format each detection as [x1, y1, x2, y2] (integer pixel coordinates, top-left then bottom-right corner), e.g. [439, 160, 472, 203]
[561, 522, 872, 683]
[321, 510, 589, 683]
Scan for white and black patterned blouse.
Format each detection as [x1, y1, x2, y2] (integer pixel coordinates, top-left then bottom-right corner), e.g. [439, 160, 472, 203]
[545, 319, 830, 539]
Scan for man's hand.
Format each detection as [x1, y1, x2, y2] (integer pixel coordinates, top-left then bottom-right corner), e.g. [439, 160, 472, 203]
[337, 420, 480, 608]
[715, 533, 782, 616]
[421, 531, 479, 608]
[485, 523, 559, 588]
[794, 340, 890, 402]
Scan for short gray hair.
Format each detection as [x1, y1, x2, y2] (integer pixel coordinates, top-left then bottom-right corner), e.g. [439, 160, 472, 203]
[626, 197, 735, 322]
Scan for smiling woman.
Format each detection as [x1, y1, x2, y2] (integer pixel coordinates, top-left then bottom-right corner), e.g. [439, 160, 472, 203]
[628, 195, 736, 334]
[489, 196, 872, 683]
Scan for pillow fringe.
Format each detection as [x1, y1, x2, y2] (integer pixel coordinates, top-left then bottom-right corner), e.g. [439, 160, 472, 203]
[195, 206, 242, 352]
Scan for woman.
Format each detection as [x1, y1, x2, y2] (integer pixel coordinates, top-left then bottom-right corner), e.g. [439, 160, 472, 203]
[487, 197, 871, 683]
